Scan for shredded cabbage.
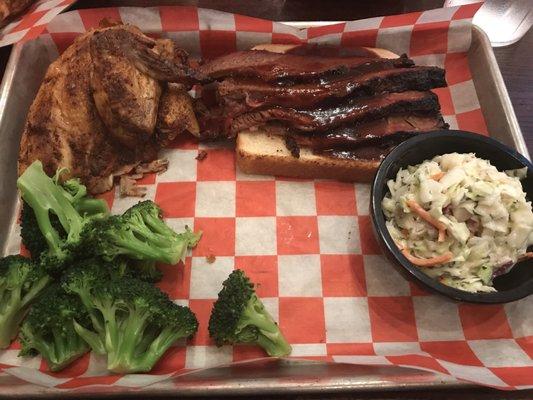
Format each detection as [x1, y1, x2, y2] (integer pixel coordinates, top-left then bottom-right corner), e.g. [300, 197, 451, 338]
[382, 153, 533, 293]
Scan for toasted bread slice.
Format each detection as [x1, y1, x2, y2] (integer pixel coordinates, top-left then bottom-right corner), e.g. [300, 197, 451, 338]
[235, 44, 399, 182]
[236, 131, 378, 182]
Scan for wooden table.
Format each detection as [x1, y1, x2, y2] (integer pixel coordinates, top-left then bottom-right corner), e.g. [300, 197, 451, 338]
[2, 1, 532, 399]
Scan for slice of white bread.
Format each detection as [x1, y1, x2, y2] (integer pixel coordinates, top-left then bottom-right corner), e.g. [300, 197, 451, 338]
[237, 131, 378, 182]
[235, 44, 399, 182]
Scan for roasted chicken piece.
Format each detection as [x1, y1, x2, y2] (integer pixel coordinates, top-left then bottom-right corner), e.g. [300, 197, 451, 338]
[0, 0, 34, 27]
[90, 25, 195, 148]
[18, 23, 198, 194]
[156, 83, 200, 146]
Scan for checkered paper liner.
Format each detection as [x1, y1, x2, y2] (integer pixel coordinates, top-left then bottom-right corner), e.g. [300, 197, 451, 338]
[0, 0, 75, 47]
[2, 3, 532, 391]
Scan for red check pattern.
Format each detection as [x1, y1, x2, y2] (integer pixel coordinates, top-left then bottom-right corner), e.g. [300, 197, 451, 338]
[0, 0, 76, 47]
[3, 2, 531, 392]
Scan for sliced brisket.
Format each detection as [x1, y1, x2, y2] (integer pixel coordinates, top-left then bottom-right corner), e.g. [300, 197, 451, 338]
[217, 66, 446, 110]
[286, 113, 448, 150]
[322, 134, 413, 161]
[197, 50, 414, 82]
[230, 90, 440, 134]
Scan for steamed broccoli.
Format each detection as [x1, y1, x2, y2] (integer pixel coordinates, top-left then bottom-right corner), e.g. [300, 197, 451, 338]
[61, 257, 130, 334]
[20, 176, 107, 260]
[81, 201, 201, 265]
[19, 285, 90, 371]
[20, 200, 65, 260]
[17, 161, 109, 275]
[128, 260, 164, 283]
[64, 274, 198, 373]
[61, 177, 109, 217]
[208, 270, 291, 357]
[0, 255, 51, 348]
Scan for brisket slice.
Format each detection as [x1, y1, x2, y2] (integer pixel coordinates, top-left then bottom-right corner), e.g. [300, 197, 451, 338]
[230, 90, 440, 134]
[285, 113, 448, 150]
[218, 66, 446, 109]
[321, 133, 416, 161]
[197, 50, 414, 82]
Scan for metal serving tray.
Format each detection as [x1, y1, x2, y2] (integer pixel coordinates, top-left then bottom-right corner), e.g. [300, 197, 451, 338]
[0, 25, 526, 397]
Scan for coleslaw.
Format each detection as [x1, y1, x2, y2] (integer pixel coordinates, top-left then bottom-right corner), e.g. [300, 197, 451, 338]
[382, 153, 533, 293]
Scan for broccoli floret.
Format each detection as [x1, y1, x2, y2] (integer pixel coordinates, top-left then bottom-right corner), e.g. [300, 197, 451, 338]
[0, 255, 51, 348]
[66, 277, 198, 373]
[20, 200, 65, 260]
[62, 258, 129, 333]
[17, 161, 109, 275]
[128, 260, 163, 283]
[19, 285, 90, 371]
[208, 270, 291, 357]
[61, 177, 109, 217]
[82, 201, 201, 265]
[20, 176, 107, 260]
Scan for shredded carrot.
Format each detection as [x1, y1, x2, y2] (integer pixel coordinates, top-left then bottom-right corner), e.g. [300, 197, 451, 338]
[406, 199, 447, 242]
[401, 249, 453, 267]
[431, 171, 445, 181]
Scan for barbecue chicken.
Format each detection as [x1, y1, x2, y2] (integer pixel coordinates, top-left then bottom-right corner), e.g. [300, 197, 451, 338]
[18, 23, 198, 194]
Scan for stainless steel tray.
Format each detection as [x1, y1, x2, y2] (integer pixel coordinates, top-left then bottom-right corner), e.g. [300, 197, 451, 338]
[0, 24, 526, 397]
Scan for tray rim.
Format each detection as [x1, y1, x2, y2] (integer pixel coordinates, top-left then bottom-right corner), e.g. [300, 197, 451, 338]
[0, 19, 526, 397]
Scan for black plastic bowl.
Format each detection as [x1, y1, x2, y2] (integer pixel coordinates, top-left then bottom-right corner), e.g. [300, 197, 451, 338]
[370, 130, 533, 303]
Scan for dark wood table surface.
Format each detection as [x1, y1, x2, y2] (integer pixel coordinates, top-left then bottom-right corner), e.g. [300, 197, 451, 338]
[2, 1, 531, 399]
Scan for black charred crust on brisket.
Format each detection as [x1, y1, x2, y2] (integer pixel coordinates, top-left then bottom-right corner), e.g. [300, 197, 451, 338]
[284, 135, 300, 158]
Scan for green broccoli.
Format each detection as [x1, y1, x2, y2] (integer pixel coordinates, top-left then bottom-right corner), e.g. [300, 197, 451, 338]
[20, 176, 107, 260]
[208, 270, 291, 357]
[128, 260, 164, 283]
[82, 201, 201, 265]
[20, 200, 65, 260]
[61, 257, 129, 333]
[61, 177, 109, 217]
[0, 255, 51, 348]
[19, 285, 90, 371]
[64, 275, 198, 373]
[17, 161, 109, 275]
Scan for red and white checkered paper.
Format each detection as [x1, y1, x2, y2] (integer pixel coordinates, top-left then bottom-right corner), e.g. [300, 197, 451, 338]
[0, 0, 75, 47]
[2, 3, 532, 392]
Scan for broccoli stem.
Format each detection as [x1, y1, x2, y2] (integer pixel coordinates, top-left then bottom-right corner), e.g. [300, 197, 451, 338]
[74, 198, 109, 217]
[44, 328, 88, 372]
[114, 233, 177, 264]
[238, 295, 292, 357]
[255, 330, 292, 358]
[107, 326, 189, 373]
[136, 328, 188, 371]
[106, 309, 152, 373]
[143, 214, 178, 237]
[0, 288, 25, 348]
[99, 303, 120, 357]
[71, 289, 105, 335]
[17, 161, 84, 249]
[73, 321, 105, 355]
[0, 274, 50, 348]
[19, 323, 89, 372]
